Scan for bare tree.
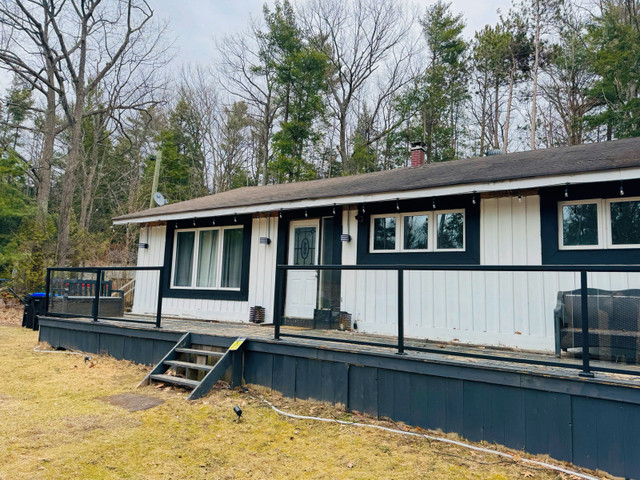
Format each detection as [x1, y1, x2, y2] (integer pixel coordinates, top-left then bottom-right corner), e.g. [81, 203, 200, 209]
[0, 0, 167, 265]
[300, 0, 420, 174]
[0, 3, 60, 227]
[217, 21, 279, 185]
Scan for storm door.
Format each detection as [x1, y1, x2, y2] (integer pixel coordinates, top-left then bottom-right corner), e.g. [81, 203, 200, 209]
[284, 219, 319, 319]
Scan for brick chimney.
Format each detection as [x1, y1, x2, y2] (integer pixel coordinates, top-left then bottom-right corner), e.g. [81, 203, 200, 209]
[410, 142, 426, 167]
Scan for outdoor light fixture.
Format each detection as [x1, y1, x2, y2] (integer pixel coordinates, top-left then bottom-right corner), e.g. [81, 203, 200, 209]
[137, 243, 149, 249]
[234, 405, 242, 420]
[259, 236, 271, 245]
[564, 184, 569, 198]
[341, 234, 351, 242]
[472, 191, 476, 205]
[620, 180, 625, 196]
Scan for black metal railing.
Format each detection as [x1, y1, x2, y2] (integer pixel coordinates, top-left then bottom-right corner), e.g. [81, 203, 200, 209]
[273, 264, 640, 377]
[44, 266, 164, 327]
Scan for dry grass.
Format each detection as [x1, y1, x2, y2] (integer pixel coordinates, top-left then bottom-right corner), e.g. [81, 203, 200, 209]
[0, 310, 607, 479]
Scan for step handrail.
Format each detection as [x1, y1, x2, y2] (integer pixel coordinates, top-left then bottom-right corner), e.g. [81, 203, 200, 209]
[188, 337, 246, 400]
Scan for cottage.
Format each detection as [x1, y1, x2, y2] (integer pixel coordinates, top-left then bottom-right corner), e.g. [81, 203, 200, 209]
[114, 138, 640, 353]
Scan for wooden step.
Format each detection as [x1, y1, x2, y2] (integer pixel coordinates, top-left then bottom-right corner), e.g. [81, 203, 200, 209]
[175, 348, 224, 358]
[150, 374, 200, 389]
[164, 360, 214, 371]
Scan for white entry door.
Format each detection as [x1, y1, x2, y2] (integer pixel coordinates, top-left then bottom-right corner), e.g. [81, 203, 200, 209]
[284, 219, 319, 319]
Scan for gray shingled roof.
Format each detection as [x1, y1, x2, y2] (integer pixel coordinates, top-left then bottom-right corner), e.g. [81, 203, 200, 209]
[114, 137, 640, 222]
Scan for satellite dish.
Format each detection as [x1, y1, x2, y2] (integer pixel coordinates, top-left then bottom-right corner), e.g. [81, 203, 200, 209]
[153, 192, 168, 206]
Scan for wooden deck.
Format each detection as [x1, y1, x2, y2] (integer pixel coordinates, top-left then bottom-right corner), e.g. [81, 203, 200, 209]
[55, 313, 640, 388]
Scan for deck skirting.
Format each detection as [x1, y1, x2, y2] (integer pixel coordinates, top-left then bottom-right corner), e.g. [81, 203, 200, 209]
[39, 317, 640, 479]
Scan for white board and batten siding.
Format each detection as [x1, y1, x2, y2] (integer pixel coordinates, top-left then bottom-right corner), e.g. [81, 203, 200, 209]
[133, 216, 278, 323]
[341, 194, 640, 351]
[342, 196, 545, 351]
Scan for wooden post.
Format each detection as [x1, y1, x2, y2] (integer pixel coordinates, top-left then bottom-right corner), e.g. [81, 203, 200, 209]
[92, 269, 101, 322]
[149, 151, 162, 209]
[273, 267, 284, 340]
[44, 268, 51, 314]
[155, 267, 164, 328]
[397, 268, 405, 355]
[579, 270, 594, 378]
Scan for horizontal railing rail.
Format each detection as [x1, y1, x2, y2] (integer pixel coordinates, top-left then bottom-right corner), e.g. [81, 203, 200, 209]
[274, 263, 640, 378]
[44, 266, 164, 328]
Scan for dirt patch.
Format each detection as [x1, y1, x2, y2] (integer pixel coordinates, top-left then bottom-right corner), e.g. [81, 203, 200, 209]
[0, 307, 21, 327]
[100, 393, 165, 412]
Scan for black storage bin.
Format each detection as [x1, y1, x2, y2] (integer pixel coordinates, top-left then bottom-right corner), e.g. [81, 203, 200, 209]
[22, 293, 47, 331]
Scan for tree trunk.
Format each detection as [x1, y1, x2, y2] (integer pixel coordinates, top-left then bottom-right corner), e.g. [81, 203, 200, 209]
[530, 5, 541, 150]
[56, 93, 85, 266]
[503, 65, 516, 153]
[479, 72, 488, 155]
[338, 108, 348, 173]
[36, 83, 56, 228]
[79, 119, 101, 230]
[493, 82, 500, 149]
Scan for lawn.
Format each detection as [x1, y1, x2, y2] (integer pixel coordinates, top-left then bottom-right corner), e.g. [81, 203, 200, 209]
[0, 309, 603, 479]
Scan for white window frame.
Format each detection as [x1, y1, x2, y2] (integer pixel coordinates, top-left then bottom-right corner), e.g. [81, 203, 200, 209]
[370, 209, 465, 253]
[370, 214, 400, 252]
[606, 196, 640, 249]
[434, 209, 466, 252]
[558, 199, 605, 250]
[171, 225, 243, 291]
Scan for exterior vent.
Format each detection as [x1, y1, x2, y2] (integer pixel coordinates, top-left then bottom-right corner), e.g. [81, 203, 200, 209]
[485, 149, 503, 156]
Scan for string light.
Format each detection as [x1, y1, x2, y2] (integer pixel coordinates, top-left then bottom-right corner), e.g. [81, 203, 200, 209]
[396, 199, 400, 211]
[304, 209, 308, 218]
[234, 213, 237, 223]
[564, 184, 569, 198]
[472, 191, 476, 205]
[432, 197, 436, 209]
[192, 219, 196, 226]
[362, 203, 366, 213]
[212, 218, 215, 225]
[279, 209, 283, 219]
[620, 180, 625, 196]
[332, 203, 336, 215]
[518, 191, 522, 203]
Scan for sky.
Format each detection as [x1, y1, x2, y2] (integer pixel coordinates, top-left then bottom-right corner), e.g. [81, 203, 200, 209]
[152, 0, 513, 67]
[0, 1, 513, 97]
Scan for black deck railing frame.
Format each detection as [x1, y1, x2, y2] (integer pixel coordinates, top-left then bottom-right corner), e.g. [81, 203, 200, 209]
[274, 263, 640, 377]
[44, 266, 164, 328]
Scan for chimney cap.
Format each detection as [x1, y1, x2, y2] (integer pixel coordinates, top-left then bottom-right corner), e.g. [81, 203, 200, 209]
[410, 141, 426, 151]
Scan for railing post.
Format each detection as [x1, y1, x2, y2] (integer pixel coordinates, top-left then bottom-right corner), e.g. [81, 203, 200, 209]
[397, 268, 405, 355]
[155, 267, 164, 328]
[92, 268, 101, 322]
[273, 266, 283, 340]
[579, 270, 594, 378]
[44, 268, 51, 314]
